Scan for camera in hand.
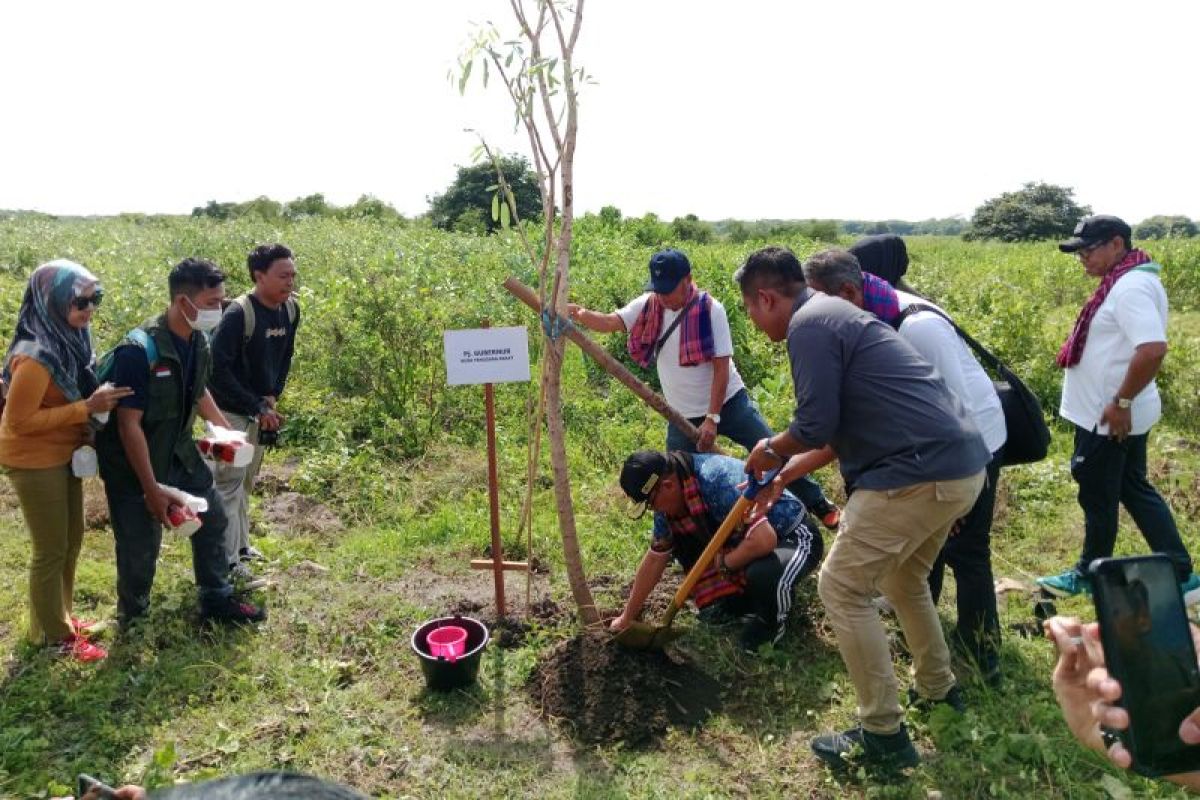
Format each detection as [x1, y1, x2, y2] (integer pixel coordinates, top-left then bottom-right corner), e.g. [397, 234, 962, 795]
[258, 427, 280, 447]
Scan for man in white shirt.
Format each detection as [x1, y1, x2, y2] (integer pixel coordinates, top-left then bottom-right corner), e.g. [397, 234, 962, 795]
[1038, 215, 1198, 602]
[569, 248, 839, 526]
[805, 244, 1008, 685]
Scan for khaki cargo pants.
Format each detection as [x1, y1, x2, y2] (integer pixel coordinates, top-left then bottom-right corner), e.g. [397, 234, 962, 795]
[817, 471, 985, 734]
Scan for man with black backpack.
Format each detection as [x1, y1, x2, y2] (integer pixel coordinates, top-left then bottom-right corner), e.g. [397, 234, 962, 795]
[806, 241, 1008, 686]
[96, 258, 266, 627]
[208, 244, 300, 590]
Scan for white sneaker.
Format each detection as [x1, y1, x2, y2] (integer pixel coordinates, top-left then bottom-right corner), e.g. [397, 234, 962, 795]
[229, 561, 268, 591]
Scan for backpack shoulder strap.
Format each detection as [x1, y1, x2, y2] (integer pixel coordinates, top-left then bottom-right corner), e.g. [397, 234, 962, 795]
[284, 296, 298, 325]
[126, 328, 159, 369]
[896, 301, 1009, 376]
[233, 294, 255, 342]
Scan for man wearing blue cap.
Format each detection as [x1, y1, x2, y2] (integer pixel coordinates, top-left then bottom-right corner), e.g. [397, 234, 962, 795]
[568, 248, 840, 527]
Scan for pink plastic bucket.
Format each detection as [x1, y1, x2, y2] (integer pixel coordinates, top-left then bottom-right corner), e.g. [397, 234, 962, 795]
[426, 625, 467, 661]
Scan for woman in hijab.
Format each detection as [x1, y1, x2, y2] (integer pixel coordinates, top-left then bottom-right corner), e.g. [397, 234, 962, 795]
[0, 259, 131, 662]
[848, 233, 910, 288]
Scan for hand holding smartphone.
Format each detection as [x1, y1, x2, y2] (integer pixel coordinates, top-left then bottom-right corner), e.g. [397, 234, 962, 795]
[1090, 555, 1200, 777]
[77, 774, 118, 800]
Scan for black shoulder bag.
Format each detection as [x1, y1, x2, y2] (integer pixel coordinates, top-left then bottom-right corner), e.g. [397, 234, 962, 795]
[895, 303, 1051, 467]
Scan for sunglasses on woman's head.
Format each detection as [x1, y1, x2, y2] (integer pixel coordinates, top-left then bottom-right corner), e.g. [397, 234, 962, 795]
[71, 290, 103, 311]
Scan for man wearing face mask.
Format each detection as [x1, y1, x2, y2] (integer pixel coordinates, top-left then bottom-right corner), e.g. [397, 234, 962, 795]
[96, 258, 266, 627]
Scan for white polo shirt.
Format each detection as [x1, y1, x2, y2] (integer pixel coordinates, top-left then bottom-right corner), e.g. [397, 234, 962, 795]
[616, 292, 744, 418]
[896, 291, 1007, 454]
[1060, 268, 1167, 436]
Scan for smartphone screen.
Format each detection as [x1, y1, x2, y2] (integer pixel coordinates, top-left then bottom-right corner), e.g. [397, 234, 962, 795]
[1090, 555, 1200, 777]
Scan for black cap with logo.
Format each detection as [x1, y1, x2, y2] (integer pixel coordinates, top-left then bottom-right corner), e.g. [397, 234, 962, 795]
[1059, 215, 1132, 253]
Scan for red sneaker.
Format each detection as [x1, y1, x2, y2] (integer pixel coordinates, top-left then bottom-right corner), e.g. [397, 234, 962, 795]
[820, 506, 842, 530]
[56, 633, 108, 663]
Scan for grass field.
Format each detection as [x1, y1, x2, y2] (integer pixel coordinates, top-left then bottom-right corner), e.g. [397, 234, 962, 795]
[1, 217, 1198, 798]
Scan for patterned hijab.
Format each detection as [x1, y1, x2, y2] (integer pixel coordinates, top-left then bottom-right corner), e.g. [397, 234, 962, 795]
[2, 259, 101, 401]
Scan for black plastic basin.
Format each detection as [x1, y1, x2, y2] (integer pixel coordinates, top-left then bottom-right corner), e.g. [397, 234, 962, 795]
[411, 615, 490, 691]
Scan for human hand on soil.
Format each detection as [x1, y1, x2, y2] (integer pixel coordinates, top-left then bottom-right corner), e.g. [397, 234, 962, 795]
[696, 418, 717, 452]
[609, 614, 631, 632]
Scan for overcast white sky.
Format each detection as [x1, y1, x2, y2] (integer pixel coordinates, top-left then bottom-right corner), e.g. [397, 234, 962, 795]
[3, 1, 1197, 222]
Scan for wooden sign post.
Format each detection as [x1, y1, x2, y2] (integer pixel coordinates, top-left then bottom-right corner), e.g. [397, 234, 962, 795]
[443, 324, 531, 617]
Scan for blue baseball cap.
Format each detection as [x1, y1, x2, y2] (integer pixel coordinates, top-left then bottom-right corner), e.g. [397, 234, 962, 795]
[645, 249, 691, 294]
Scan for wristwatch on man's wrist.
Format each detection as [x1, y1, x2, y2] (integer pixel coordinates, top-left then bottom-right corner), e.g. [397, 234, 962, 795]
[705, 412, 721, 425]
[762, 440, 784, 464]
[1112, 395, 1133, 410]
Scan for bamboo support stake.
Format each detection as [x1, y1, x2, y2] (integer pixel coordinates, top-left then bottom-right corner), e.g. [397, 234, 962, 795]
[503, 275, 717, 450]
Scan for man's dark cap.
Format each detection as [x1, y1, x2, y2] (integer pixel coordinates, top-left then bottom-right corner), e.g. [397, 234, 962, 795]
[645, 249, 692, 294]
[619, 450, 668, 503]
[1058, 215, 1132, 253]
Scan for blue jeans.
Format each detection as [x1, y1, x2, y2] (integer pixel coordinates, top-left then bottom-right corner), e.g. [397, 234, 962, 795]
[666, 388, 832, 513]
[1070, 425, 1192, 581]
[106, 462, 233, 622]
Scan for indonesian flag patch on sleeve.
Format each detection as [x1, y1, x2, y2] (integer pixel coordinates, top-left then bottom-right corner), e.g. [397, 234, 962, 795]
[154, 366, 171, 378]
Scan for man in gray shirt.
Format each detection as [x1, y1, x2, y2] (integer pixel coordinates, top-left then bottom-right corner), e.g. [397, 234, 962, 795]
[737, 246, 988, 772]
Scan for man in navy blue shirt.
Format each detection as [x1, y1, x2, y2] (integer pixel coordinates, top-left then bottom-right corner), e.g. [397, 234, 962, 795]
[208, 244, 300, 588]
[96, 258, 266, 627]
[611, 449, 823, 653]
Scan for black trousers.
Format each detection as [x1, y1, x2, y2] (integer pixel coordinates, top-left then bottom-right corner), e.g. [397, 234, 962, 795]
[1070, 425, 1192, 580]
[717, 523, 824, 629]
[106, 462, 233, 622]
[928, 447, 1003, 671]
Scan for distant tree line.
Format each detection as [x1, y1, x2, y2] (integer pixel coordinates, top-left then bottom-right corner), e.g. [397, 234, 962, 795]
[9, 170, 1200, 244]
[191, 193, 404, 222]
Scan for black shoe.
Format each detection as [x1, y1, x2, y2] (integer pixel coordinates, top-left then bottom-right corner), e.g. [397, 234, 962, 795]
[907, 684, 965, 713]
[697, 603, 742, 628]
[738, 617, 782, 653]
[952, 640, 1003, 688]
[811, 725, 920, 771]
[201, 597, 267, 625]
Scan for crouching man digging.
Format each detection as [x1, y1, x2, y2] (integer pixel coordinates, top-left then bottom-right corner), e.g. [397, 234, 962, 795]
[610, 449, 823, 653]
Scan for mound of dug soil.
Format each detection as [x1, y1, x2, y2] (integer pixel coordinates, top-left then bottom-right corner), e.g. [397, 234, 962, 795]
[529, 630, 721, 745]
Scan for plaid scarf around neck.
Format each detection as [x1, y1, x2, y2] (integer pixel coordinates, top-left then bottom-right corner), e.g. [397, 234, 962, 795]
[1057, 248, 1154, 368]
[627, 285, 715, 369]
[861, 272, 900, 324]
[667, 472, 747, 608]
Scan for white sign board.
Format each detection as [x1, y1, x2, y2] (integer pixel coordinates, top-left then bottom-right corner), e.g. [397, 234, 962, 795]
[444, 327, 531, 386]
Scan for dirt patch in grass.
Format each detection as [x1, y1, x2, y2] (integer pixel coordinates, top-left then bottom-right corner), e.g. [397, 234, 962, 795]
[528, 630, 721, 745]
[446, 595, 567, 648]
[256, 457, 300, 495]
[262, 491, 344, 536]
